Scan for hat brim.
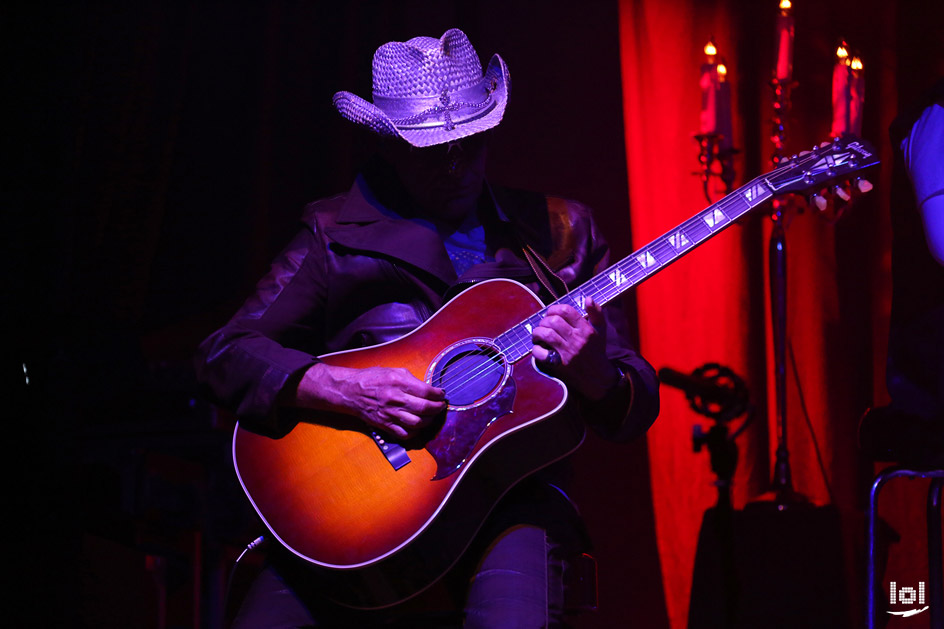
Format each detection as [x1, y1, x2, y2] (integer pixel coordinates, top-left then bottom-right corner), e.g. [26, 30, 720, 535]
[333, 54, 509, 148]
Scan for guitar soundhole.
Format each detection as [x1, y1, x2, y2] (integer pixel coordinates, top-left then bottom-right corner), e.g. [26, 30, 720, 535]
[428, 340, 508, 409]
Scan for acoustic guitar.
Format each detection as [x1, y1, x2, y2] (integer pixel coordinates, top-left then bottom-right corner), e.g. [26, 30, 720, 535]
[232, 136, 878, 608]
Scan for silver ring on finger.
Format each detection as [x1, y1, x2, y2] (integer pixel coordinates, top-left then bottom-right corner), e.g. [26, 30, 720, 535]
[546, 349, 562, 368]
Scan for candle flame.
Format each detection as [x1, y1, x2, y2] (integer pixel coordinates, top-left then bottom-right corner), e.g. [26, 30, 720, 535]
[836, 44, 849, 60]
[717, 63, 727, 78]
[704, 41, 717, 57]
[851, 57, 863, 71]
[779, 0, 792, 10]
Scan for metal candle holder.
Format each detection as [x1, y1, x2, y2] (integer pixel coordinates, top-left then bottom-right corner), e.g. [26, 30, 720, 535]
[767, 75, 804, 503]
[694, 133, 738, 205]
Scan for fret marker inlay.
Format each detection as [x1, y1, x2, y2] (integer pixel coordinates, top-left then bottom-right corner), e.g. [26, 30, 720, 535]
[634, 251, 657, 269]
[703, 208, 727, 228]
[609, 268, 630, 285]
[668, 231, 691, 250]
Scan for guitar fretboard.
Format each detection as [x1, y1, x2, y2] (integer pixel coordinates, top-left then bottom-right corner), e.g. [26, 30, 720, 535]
[494, 177, 774, 362]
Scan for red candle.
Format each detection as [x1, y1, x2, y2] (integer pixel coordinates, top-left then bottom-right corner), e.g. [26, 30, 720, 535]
[700, 61, 718, 135]
[848, 57, 865, 136]
[699, 40, 731, 141]
[830, 47, 849, 137]
[831, 44, 865, 137]
[775, 0, 794, 82]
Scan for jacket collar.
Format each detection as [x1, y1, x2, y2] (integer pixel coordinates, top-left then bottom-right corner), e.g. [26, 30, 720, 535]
[324, 173, 459, 287]
[324, 170, 558, 291]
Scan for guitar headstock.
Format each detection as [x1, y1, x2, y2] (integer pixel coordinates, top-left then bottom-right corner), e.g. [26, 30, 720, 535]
[765, 135, 879, 195]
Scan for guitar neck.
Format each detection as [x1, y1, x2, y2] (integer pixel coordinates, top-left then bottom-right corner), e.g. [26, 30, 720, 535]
[493, 134, 878, 362]
[578, 176, 774, 304]
[495, 175, 775, 362]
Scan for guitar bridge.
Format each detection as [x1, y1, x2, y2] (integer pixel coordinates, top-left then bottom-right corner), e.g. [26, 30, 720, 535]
[370, 431, 411, 470]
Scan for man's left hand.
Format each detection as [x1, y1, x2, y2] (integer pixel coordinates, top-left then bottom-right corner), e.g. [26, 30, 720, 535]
[531, 296, 620, 401]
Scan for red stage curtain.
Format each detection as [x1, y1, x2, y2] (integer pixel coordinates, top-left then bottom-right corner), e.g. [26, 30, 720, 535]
[618, 2, 768, 627]
[617, 1, 940, 627]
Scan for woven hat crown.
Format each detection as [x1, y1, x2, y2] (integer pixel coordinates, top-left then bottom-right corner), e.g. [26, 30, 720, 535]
[333, 28, 510, 147]
[371, 30, 483, 100]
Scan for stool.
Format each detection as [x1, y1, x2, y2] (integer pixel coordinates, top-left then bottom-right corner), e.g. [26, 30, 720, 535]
[861, 406, 944, 628]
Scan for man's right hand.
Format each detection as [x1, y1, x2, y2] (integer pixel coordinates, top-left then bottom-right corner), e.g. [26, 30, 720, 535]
[294, 363, 447, 439]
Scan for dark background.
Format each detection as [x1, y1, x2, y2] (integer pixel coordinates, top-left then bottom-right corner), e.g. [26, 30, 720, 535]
[10, 2, 657, 627]
[9, 0, 943, 627]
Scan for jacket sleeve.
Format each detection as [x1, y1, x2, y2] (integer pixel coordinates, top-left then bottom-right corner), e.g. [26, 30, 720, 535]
[564, 199, 661, 442]
[583, 291, 661, 442]
[194, 219, 328, 433]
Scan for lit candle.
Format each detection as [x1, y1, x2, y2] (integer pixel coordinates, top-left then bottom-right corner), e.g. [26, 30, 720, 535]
[831, 43, 865, 137]
[699, 41, 733, 145]
[848, 56, 865, 136]
[700, 41, 720, 135]
[831, 43, 850, 136]
[775, 0, 795, 82]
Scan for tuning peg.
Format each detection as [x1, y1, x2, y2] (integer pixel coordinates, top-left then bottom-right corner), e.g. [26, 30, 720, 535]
[810, 193, 828, 212]
[832, 185, 851, 202]
[856, 178, 873, 193]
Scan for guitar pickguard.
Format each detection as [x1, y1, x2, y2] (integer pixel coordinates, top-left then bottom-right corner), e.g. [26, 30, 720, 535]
[426, 373, 516, 480]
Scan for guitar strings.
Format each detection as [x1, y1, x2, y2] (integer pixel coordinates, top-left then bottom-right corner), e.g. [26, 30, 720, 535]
[432, 345, 504, 399]
[430, 261, 640, 397]
[485, 148, 849, 390]
[433, 184, 757, 396]
[430, 150, 833, 398]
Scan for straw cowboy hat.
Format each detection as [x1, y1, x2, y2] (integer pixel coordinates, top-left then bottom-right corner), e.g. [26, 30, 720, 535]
[333, 28, 510, 148]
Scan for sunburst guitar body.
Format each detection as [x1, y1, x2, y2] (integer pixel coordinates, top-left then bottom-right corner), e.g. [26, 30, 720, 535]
[233, 279, 583, 608]
[231, 136, 879, 608]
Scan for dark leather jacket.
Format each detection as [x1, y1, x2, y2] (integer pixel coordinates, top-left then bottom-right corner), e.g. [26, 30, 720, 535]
[195, 173, 659, 440]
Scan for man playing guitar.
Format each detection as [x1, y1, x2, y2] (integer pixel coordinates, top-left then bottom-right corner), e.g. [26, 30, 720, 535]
[196, 28, 660, 628]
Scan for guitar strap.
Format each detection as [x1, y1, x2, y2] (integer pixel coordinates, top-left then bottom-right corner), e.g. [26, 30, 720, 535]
[522, 242, 566, 301]
[516, 196, 572, 301]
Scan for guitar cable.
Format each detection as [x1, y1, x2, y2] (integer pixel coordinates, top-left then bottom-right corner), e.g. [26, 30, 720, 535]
[236, 535, 266, 564]
[223, 535, 267, 623]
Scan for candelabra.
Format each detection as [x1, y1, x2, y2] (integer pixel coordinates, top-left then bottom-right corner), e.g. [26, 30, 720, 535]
[694, 133, 738, 204]
[766, 73, 808, 504]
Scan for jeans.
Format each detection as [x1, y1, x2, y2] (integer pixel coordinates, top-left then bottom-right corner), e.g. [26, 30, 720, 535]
[230, 481, 586, 628]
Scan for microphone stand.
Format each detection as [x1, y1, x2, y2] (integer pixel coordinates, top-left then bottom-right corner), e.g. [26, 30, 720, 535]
[659, 364, 752, 509]
[662, 363, 751, 628]
[762, 77, 808, 507]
